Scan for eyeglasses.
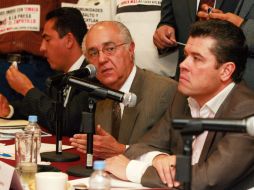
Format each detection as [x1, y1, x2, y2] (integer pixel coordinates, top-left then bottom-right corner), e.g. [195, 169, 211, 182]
[87, 42, 127, 58]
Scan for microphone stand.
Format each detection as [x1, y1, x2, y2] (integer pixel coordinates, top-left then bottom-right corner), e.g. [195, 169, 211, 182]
[67, 97, 96, 177]
[174, 121, 204, 190]
[41, 78, 80, 162]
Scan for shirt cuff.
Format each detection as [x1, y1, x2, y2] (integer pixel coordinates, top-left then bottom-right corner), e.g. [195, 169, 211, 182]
[126, 160, 150, 183]
[5, 105, 14, 118]
[139, 151, 168, 164]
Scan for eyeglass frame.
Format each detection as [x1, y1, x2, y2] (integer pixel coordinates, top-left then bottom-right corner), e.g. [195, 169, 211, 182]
[86, 42, 128, 59]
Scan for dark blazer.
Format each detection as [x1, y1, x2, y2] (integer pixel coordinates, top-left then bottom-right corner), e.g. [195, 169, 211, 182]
[12, 59, 91, 136]
[126, 82, 254, 190]
[238, 0, 254, 89]
[94, 67, 182, 145]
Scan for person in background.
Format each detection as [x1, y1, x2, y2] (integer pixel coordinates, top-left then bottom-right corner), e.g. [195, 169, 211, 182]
[113, 0, 178, 77]
[69, 21, 185, 159]
[106, 20, 254, 190]
[0, 7, 89, 136]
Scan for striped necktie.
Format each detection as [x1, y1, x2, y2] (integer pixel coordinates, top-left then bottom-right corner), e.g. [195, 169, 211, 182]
[112, 101, 121, 140]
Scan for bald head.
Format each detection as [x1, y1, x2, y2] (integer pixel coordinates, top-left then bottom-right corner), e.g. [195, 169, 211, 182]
[83, 21, 133, 52]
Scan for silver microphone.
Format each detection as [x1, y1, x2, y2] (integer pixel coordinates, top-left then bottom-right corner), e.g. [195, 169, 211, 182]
[172, 117, 254, 136]
[68, 77, 137, 107]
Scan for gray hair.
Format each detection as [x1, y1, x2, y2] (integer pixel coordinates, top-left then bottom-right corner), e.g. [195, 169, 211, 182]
[82, 21, 134, 53]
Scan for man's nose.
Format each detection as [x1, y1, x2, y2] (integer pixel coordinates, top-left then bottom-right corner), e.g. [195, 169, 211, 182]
[98, 50, 108, 63]
[39, 41, 46, 53]
[179, 57, 190, 69]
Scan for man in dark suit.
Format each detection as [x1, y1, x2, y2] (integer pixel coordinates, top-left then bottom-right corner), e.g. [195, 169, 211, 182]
[154, 0, 254, 89]
[0, 7, 89, 136]
[69, 21, 184, 159]
[105, 20, 254, 190]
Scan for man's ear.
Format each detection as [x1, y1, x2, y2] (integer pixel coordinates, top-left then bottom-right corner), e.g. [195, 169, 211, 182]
[220, 62, 236, 82]
[64, 32, 75, 49]
[128, 42, 135, 60]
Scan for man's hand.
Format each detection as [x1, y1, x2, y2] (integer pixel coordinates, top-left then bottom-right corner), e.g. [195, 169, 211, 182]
[0, 94, 11, 117]
[70, 133, 87, 153]
[105, 154, 129, 181]
[153, 25, 177, 49]
[197, 4, 223, 20]
[6, 65, 34, 96]
[152, 154, 180, 188]
[197, 4, 244, 27]
[70, 125, 126, 159]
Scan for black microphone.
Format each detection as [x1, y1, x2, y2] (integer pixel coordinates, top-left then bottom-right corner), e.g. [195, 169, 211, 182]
[67, 76, 137, 107]
[47, 64, 96, 88]
[172, 117, 254, 136]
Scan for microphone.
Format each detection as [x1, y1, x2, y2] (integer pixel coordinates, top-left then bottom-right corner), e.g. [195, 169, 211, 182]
[47, 64, 96, 87]
[172, 117, 254, 136]
[67, 64, 96, 78]
[67, 76, 137, 107]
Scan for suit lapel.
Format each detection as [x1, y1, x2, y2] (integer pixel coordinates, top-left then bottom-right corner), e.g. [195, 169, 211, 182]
[188, 0, 198, 22]
[215, 0, 224, 9]
[118, 68, 143, 144]
[67, 59, 88, 101]
[237, 0, 253, 17]
[198, 82, 254, 163]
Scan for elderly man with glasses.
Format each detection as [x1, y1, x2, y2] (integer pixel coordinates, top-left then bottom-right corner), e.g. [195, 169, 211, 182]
[70, 21, 186, 159]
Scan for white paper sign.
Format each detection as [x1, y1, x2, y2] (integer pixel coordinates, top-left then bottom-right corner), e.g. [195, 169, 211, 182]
[0, 5, 40, 35]
[0, 161, 22, 190]
[117, 0, 161, 7]
[62, 2, 112, 29]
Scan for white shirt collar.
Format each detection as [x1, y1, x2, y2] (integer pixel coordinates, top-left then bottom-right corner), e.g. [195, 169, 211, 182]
[118, 65, 136, 117]
[63, 55, 85, 107]
[188, 82, 235, 118]
[119, 65, 137, 93]
[189, 82, 235, 165]
[67, 55, 85, 72]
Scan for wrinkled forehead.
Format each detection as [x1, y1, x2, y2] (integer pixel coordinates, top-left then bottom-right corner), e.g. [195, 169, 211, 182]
[85, 23, 122, 48]
[185, 36, 216, 55]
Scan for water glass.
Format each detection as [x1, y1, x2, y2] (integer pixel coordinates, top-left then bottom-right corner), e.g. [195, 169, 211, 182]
[15, 131, 38, 190]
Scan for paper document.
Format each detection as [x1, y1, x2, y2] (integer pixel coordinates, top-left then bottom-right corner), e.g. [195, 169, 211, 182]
[0, 129, 51, 140]
[0, 118, 28, 128]
[0, 128, 24, 140]
[0, 143, 73, 160]
[69, 174, 149, 189]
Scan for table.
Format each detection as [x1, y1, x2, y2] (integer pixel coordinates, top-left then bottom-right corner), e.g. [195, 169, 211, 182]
[0, 135, 84, 180]
[1, 135, 173, 190]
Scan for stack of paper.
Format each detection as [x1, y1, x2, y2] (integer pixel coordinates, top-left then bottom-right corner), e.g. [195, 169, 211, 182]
[0, 118, 51, 140]
[0, 118, 28, 129]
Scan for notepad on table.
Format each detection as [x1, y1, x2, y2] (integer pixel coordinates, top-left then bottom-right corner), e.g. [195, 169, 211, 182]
[0, 118, 28, 129]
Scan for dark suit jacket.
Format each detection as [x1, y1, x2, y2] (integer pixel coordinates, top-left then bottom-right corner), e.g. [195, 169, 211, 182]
[12, 59, 91, 136]
[126, 82, 254, 190]
[94, 67, 182, 145]
[238, 0, 254, 89]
